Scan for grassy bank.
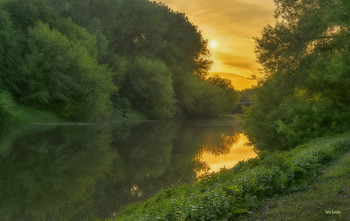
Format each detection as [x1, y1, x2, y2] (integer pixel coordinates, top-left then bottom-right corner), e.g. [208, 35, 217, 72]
[1, 98, 148, 125]
[1, 104, 62, 125]
[1, 91, 62, 124]
[113, 133, 350, 220]
[247, 152, 350, 220]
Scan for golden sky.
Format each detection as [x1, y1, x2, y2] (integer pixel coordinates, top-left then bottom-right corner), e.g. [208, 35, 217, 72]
[156, 0, 275, 90]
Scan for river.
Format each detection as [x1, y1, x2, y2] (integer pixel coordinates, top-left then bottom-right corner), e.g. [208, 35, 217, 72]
[0, 118, 256, 220]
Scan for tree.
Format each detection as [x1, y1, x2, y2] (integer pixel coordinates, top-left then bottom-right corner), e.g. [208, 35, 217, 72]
[4, 0, 56, 31]
[206, 75, 240, 112]
[128, 56, 176, 118]
[21, 22, 117, 120]
[245, 0, 350, 150]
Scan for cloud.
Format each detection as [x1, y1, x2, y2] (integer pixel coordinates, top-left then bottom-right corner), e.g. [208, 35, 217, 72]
[215, 52, 255, 69]
[210, 72, 247, 79]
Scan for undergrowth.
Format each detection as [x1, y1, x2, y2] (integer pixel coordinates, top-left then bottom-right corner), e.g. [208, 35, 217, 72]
[246, 152, 350, 220]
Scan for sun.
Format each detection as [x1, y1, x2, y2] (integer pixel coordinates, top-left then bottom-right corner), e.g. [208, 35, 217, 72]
[208, 39, 219, 50]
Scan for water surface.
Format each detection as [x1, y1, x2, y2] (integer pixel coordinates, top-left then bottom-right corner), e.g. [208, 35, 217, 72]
[0, 119, 255, 220]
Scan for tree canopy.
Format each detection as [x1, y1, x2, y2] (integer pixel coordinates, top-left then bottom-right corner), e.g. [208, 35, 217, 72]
[245, 0, 350, 150]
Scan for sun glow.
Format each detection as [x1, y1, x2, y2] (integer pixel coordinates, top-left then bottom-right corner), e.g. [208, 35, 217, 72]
[208, 39, 219, 50]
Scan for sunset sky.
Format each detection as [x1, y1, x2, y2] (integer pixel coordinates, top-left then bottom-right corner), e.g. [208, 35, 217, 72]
[155, 0, 275, 89]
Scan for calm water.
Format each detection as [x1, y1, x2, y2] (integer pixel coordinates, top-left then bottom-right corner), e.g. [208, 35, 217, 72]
[0, 119, 256, 220]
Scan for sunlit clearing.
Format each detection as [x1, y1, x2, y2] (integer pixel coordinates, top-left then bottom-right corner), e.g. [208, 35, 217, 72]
[209, 39, 219, 50]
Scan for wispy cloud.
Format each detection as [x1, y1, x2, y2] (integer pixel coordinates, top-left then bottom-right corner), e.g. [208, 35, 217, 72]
[216, 52, 256, 69]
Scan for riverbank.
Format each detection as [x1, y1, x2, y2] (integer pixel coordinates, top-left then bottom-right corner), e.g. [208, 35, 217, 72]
[0, 101, 150, 125]
[113, 133, 350, 220]
[246, 151, 350, 220]
[0, 103, 62, 125]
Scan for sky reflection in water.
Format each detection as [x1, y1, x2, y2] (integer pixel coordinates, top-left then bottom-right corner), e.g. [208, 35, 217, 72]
[197, 133, 257, 175]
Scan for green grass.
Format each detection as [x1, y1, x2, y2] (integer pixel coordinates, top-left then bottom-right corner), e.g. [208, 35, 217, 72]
[3, 104, 62, 124]
[246, 152, 350, 221]
[2, 100, 147, 125]
[11, 104, 62, 123]
[0, 91, 62, 124]
[111, 133, 350, 221]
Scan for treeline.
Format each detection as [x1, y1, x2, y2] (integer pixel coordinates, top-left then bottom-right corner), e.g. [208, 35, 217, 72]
[245, 0, 350, 150]
[0, 0, 239, 123]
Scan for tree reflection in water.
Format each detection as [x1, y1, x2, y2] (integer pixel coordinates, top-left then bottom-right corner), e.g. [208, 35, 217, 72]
[0, 120, 255, 220]
[0, 125, 116, 221]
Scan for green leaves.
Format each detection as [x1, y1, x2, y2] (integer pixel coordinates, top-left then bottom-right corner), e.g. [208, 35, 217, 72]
[22, 21, 116, 120]
[4, 0, 56, 31]
[0, 10, 23, 96]
[245, 0, 350, 150]
[129, 56, 176, 119]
